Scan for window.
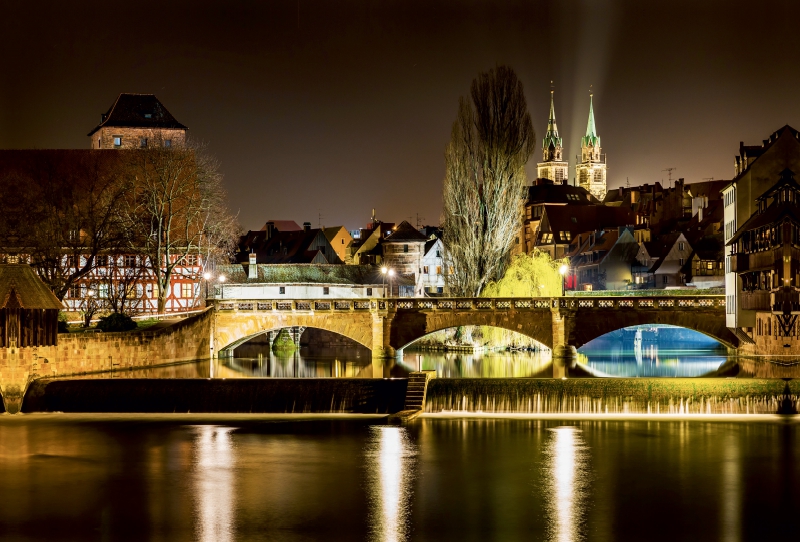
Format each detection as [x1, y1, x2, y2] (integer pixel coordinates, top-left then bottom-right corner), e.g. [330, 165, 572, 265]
[403, 244, 408, 253]
[436, 266, 442, 275]
[165, 139, 172, 147]
[113, 136, 122, 147]
[68, 285, 81, 299]
[279, 286, 286, 294]
[181, 283, 193, 298]
[437, 287, 444, 294]
[663, 275, 669, 285]
[560, 231, 572, 241]
[366, 287, 373, 296]
[95, 255, 107, 267]
[98, 284, 109, 298]
[144, 113, 152, 119]
[140, 138, 148, 148]
[423, 266, 429, 274]
[341, 239, 345, 244]
[707, 262, 714, 270]
[541, 233, 553, 243]
[323, 287, 330, 295]
[436, 250, 441, 258]
[679, 258, 685, 266]
[679, 242, 685, 251]
[124, 255, 137, 267]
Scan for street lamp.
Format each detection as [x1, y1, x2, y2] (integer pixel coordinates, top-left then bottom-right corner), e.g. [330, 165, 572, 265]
[203, 272, 212, 300]
[388, 269, 395, 298]
[559, 264, 569, 297]
[381, 266, 388, 297]
[218, 274, 226, 300]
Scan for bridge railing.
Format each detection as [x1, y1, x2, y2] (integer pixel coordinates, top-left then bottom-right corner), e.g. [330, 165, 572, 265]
[208, 296, 725, 313]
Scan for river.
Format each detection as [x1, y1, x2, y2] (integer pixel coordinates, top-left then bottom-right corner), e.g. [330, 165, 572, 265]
[0, 414, 797, 541]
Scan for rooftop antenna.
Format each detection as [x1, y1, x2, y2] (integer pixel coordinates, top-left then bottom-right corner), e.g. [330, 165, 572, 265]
[415, 213, 425, 229]
[626, 177, 630, 188]
[318, 209, 324, 229]
[662, 167, 677, 183]
[702, 177, 715, 182]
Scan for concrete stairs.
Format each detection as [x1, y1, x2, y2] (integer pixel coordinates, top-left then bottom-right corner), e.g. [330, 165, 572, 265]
[389, 370, 436, 423]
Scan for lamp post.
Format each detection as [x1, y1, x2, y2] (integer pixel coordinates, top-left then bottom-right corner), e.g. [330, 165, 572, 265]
[203, 272, 211, 300]
[559, 264, 568, 297]
[388, 269, 395, 298]
[381, 266, 388, 297]
[218, 274, 226, 300]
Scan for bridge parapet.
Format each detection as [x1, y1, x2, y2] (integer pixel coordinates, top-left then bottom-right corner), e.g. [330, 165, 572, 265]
[209, 296, 724, 314]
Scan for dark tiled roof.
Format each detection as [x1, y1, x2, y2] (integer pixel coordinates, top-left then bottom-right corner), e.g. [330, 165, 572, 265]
[0, 265, 63, 309]
[260, 220, 302, 232]
[527, 182, 597, 205]
[217, 264, 384, 285]
[384, 221, 427, 242]
[87, 93, 188, 136]
[238, 228, 341, 264]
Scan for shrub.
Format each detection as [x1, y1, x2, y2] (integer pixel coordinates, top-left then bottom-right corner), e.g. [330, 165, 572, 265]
[57, 311, 69, 333]
[96, 313, 137, 332]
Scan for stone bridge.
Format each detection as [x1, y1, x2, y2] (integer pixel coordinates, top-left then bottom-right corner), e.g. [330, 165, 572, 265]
[209, 296, 735, 363]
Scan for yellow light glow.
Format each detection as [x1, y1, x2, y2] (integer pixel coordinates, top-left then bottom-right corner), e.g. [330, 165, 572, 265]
[193, 425, 236, 542]
[545, 426, 589, 542]
[366, 426, 415, 542]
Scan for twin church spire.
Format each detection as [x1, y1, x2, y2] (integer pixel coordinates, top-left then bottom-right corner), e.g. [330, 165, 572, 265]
[536, 87, 607, 201]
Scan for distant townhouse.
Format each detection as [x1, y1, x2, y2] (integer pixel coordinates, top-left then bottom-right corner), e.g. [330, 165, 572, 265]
[237, 222, 343, 266]
[571, 227, 639, 290]
[380, 221, 428, 297]
[88, 93, 188, 150]
[633, 233, 692, 289]
[420, 237, 445, 295]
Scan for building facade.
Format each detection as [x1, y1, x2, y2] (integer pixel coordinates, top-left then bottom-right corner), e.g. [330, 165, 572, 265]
[88, 93, 188, 150]
[576, 93, 607, 201]
[537, 90, 569, 184]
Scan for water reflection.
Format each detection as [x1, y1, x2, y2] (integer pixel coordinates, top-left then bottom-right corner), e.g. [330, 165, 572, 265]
[720, 433, 742, 542]
[193, 426, 236, 542]
[365, 426, 416, 542]
[544, 426, 590, 542]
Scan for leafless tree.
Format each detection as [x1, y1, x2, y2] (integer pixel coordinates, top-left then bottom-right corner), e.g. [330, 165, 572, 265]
[0, 151, 129, 300]
[121, 135, 237, 313]
[441, 66, 535, 297]
[97, 255, 148, 315]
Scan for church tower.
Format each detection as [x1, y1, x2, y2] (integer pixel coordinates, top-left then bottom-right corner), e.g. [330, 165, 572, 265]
[537, 89, 569, 184]
[576, 92, 607, 200]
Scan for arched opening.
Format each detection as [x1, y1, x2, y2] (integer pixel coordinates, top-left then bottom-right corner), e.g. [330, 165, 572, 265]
[400, 326, 554, 378]
[577, 324, 728, 377]
[221, 326, 373, 378]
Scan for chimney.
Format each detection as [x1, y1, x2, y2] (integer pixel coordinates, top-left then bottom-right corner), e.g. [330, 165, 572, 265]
[248, 252, 257, 279]
[266, 221, 275, 239]
[303, 222, 311, 232]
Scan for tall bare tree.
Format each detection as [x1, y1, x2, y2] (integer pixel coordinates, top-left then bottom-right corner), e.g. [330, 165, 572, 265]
[122, 135, 236, 313]
[0, 151, 128, 300]
[442, 66, 535, 297]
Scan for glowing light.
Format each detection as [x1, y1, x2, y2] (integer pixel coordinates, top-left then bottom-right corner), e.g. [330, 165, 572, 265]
[366, 426, 415, 542]
[381, 267, 388, 274]
[545, 426, 589, 542]
[218, 275, 226, 283]
[193, 425, 236, 542]
[203, 272, 211, 280]
[559, 264, 568, 275]
[388, 269, 395, 277]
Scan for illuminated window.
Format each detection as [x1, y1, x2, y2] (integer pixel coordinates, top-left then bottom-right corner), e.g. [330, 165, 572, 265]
[181, 283, 192, 298]
[113, 136, 122, 147]
[436, 266, 442, 275]
[423, 266, 429, 274]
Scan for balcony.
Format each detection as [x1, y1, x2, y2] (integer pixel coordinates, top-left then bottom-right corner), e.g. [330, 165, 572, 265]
[740, 290, 771, 310]
[771, 289, 800, 314]
[732, 249, 780, 273]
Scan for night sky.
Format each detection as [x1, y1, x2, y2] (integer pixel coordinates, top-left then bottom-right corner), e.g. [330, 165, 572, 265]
[3, 1, 800, 231]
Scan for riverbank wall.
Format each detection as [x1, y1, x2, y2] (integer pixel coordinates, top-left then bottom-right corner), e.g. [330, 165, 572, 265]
[22, 378, 407, 414]
[0, 310, 214, 410]
[424, 378, 799, 415]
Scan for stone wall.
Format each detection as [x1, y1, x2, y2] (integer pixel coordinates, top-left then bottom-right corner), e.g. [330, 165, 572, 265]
[91, 127, 186, 149]
[0, 309, 213, 408]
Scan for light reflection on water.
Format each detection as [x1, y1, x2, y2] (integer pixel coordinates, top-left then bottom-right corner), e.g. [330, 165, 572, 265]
[545, 426, 590, 542]
[192, 426, 236, 542]
[365, 426, 416, 542]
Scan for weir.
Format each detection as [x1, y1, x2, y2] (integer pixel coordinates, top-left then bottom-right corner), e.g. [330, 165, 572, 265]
[423, 378, 800, 415]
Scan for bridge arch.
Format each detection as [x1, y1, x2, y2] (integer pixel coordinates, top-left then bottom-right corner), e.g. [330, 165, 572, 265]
[388, 308, 555, 351]
[566, 307, 737, 349]
[213, 310, 375, 354]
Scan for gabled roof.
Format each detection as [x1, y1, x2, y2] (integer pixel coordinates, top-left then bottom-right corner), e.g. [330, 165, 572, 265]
[733, 125, 800, 180]
[238, 228, 340, 264]
[323, 225, 350, 243]
[87, 93, 187, 136]
[383, 221, 427, 242]
[260, 220, 301, 232]
[0, 265, 63, 310]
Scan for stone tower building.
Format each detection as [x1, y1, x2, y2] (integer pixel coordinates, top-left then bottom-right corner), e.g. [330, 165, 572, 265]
[576, 93, 607, 200]
[537, 90, 569, 184]
[88, 93, 188, 150]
